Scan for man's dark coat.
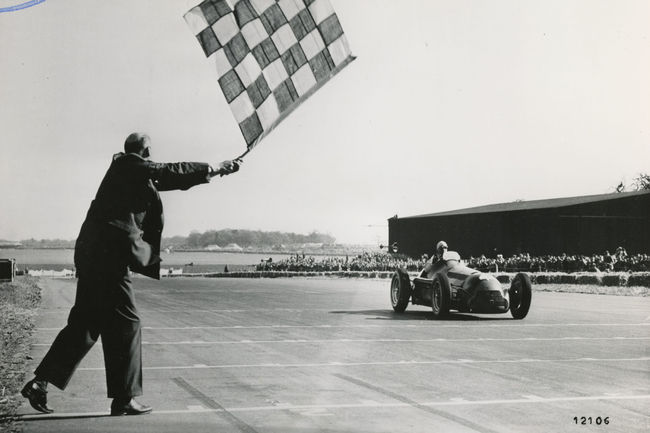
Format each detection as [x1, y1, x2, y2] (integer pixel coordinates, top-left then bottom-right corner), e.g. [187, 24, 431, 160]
[34, 152, 211, 398]
[74, 152, 211, 279]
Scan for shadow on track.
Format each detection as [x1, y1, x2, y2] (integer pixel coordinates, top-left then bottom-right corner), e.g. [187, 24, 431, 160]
[329, 309, 513, 321]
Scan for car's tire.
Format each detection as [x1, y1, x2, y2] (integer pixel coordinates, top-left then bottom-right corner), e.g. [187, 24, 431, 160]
[510, 273, 532, 320]
[390, 269, 411, 312]
[431, 273, 451, 318]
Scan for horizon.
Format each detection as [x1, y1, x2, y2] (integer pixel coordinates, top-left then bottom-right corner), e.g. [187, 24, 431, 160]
[0, 228, 357, 244]
[4, 187, 649, 244]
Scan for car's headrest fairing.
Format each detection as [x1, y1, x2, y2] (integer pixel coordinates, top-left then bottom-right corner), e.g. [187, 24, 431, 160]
[443, 251, 461, 262]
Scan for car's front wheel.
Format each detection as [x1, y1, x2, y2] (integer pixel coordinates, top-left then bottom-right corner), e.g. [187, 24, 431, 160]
[509, 273, 532, 319]
[390, 269, 411, 312]
[431, 273, 451, 318]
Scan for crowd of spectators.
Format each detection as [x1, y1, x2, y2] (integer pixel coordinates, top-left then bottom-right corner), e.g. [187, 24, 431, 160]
[256, 247, 650, 274]
[467, 247, 649, 273]
[256, 252, 422, 272]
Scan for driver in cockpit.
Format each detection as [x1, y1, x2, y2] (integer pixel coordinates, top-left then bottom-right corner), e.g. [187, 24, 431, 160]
[435, 241, 448, 262]
[421, 240, 449, 277]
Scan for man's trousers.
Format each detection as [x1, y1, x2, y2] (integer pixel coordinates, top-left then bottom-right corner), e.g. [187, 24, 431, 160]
[34, 272, 142, 398]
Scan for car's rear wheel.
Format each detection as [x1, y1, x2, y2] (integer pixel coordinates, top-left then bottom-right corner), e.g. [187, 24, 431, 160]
[510, 273, 532, 319]
[431, 273, 451, 318]
[390, 269, 412, 312]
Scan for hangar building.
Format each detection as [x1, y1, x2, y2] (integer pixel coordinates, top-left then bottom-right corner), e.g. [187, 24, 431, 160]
[388, 190, 650, 258]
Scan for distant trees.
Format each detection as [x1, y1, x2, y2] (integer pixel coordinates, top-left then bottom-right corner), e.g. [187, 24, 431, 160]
[631, 173, 650, 191]
[615, 172, 650, 193]
[19, 238, 75, 248]
[15, 230, 336, 250]
[165, 229, 336, 249]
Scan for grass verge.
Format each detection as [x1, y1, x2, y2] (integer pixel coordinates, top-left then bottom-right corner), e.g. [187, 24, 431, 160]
[530, 284, 649, 297]
[0, 277, 41, 433]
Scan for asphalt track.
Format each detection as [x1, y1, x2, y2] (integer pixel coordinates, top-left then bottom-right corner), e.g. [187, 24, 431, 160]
[18, 277, 650, 433]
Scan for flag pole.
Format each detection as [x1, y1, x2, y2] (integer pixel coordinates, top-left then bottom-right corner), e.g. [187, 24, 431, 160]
[215, 147, 250, 177]
[235, 147, 251, 161]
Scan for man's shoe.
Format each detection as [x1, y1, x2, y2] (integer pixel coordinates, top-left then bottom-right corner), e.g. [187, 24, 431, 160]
[21, 379, 54, 414]
[110, 398, 153, 416]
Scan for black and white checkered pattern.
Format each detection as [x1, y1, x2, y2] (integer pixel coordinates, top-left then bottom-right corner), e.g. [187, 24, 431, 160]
[185, 0, 355, 149]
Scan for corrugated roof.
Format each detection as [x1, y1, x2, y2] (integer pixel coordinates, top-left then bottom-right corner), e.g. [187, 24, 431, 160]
[397, 190, 650, 219]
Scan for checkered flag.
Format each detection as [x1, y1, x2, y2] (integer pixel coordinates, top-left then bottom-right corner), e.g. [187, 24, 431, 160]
[184, 0, 355, 153]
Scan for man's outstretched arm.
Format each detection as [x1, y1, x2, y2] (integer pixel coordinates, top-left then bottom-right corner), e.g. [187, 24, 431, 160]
[153, 158, 241, 191]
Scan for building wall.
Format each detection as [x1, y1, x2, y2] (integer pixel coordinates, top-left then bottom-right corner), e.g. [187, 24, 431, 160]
[388, 193, 650, 258]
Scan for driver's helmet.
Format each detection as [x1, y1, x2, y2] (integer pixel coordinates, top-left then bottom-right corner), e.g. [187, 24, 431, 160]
[436, 240, 448, 258]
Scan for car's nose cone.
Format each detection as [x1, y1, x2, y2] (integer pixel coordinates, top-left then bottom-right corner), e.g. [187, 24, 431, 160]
[470, 279, 509, 313]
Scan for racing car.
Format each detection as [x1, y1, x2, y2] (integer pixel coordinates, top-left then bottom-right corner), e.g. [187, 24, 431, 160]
[390, 251, 532, 319]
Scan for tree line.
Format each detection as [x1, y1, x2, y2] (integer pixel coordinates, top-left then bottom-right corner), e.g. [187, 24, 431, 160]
[17, 238, 75, 249]
[164, 229, 336, 249]
[10, 230, 335, 249]
[615, 172, 650, 193]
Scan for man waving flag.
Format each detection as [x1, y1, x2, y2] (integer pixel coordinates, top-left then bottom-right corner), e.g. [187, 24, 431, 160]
[184, 0, 355, 154]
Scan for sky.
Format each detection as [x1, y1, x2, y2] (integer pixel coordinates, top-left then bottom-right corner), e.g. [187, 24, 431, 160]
[1, 0, 648, 245]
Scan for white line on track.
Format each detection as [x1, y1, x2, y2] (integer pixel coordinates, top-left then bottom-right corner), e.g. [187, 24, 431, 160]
[71, 356, 650, 371]
[35, 322, 650, 331]
[30, 336, 650, 346]
[522, 394, 544, 400]
[36, 308, 354, 314]
[36, 306, 650, 315]
[16, 394, 650, 420]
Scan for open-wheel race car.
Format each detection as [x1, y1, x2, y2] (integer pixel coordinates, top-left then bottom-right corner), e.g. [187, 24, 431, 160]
[390, 251, 532, 319]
